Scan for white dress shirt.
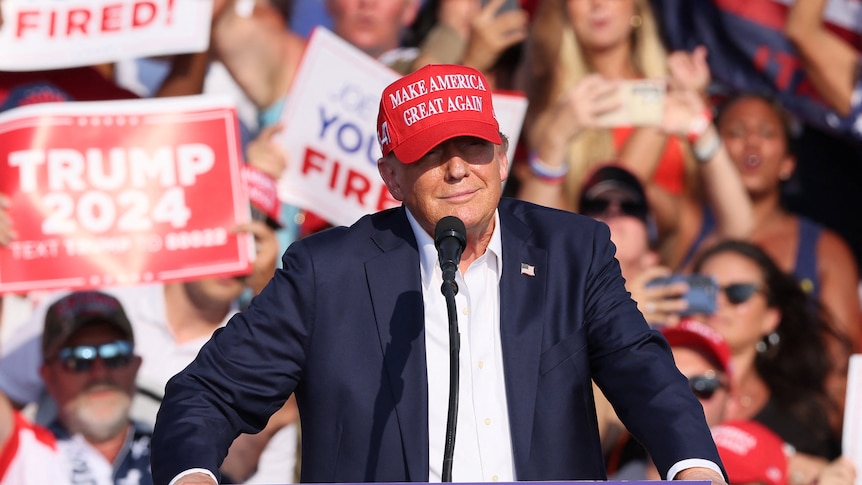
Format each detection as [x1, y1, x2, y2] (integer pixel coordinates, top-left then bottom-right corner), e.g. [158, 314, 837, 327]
[407, 209, 515, 483]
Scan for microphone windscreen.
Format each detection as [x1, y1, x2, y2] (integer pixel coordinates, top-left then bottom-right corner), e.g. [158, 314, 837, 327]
[435, 216, 466, 248]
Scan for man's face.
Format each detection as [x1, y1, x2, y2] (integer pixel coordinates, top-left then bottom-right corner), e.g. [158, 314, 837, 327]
[184, 276, 246, 307]
[326, 0, 419, 58]
[378, 136, 508, 238]
[41, 322, 141, 443]
[672, 346, 729, 427]
[581, 191, 652, 274]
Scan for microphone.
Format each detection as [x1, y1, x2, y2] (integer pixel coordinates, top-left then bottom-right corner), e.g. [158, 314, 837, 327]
[435, 216, 466, 286]
[434, 216, 466, 482]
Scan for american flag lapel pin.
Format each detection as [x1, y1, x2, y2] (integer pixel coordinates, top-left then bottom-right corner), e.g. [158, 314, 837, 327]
[520, 263, 535, 277]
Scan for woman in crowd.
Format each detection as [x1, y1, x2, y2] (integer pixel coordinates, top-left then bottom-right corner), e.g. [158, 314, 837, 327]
[518, 0, 683, 205]
[691, 240, 846, 478]
[515, 0, 753, 269]
[712, 94, 861, 350]
[673, 95, 861, 431]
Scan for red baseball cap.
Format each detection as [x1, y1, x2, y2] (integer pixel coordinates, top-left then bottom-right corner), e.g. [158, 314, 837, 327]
[377, 64, 501, 163]
[711, 420, 790, 485]
[661, 318, 733, 380]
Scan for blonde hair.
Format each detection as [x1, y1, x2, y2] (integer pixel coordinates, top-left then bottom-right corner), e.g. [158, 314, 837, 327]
[524, 0, 681, 209]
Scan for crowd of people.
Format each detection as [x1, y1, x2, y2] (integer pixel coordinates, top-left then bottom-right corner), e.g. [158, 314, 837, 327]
[1, 0, 861, 484]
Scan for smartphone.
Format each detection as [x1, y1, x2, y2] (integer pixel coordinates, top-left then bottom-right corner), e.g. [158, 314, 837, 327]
[595, 79, 666, 127]
[481, 0, 521, 15]
[647, 274, 717, 316]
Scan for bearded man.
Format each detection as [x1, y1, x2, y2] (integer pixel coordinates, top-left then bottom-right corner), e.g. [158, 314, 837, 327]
[39, 291, 152, 485]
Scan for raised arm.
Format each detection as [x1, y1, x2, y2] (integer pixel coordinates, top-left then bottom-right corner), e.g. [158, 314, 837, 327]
[655, 52, 754, 268]
[154, 52, 212, 98]
[785, 0, 859, 116]
[517, 74, 621, 210]
[211, 0, 306, 110]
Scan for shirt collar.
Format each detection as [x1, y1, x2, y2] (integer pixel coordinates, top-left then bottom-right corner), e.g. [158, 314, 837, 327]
[404, 208, 503, 289]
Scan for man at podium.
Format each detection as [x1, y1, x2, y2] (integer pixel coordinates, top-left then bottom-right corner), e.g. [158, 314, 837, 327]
[150, 64, 728, 485]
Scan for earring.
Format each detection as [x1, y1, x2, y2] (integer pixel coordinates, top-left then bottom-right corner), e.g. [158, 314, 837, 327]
[756, 332, 780, 353]
[630, 15, 642, 28]
[767, 332, 780, 346]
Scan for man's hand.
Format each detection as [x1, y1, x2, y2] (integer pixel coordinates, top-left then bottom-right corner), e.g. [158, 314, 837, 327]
[233, 220, 279, 295]
[246, 123, 288, 179]
[667, 46, 710, 96]
[0, 195, 15, 246]
[172, 472, 218, 485]
[628, 266, 688, 328]
[461, 0, 528, 73]
[817, 456, 856, 485]
[675, 467, 728, 485]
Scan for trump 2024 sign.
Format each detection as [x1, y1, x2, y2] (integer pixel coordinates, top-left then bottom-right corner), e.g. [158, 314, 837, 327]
[0, 95, 253, 293]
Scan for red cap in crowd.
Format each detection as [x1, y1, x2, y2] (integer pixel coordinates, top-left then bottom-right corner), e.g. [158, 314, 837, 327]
[711, 420, 790, 485]
[661, 318, 733, 380]
[377, 64, 501, 163]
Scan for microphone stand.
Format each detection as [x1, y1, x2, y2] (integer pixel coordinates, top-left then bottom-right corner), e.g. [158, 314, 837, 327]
[440, 274, 460, 482]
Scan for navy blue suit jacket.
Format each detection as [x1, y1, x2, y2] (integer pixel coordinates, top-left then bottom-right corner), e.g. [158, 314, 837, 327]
[151, 198, 723, 484]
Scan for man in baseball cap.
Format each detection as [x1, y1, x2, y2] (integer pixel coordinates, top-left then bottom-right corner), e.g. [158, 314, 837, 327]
[39, 291, 152, 484]
[662, 319, 732, 427]
[375, 63, 509, 239]
[579, 164, 650, 226]
[151, 64, 726, 485]
[607, 319, 733, 479]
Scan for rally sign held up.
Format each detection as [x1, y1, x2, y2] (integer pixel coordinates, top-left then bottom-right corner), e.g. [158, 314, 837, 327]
[0, 95, 253, 293]
[0, 0, 213, 71]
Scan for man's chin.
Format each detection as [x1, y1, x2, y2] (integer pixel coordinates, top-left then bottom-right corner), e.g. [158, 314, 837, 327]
[67, 392, 131, 442]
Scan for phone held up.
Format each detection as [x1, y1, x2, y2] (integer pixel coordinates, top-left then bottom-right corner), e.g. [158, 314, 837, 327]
[595, 79, 666, 128]
[646, 274, 718, 317]
[481, 0, 521, 15]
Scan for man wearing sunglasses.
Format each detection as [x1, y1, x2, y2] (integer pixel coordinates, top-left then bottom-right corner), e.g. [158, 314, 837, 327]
[661, 320, 732, 427]
[606, 319, 732, 480]
[37, 291, 153, 485]
[578, 164, 689, 327]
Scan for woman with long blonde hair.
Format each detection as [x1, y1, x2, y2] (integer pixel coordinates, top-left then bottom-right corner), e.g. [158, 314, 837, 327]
[516, 0, 753, 268]
[519, 0, 674, 202]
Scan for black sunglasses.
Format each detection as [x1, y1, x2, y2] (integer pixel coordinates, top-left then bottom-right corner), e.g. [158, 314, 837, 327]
[689, 372, 726, 400]
[721, 283, 762, 305]
[580, 198, 645, 220]
[55, 340, 133, 373]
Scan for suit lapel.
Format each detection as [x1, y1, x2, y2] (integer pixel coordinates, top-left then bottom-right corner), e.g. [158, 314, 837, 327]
[498, 209, 546, 474]
[366, 209, 429, 480]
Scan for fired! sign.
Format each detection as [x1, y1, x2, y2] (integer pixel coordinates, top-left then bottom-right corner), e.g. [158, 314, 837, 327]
[276, 27, 528, 227]
[0, 0, 213, 71]
[0, 96, 253, 293]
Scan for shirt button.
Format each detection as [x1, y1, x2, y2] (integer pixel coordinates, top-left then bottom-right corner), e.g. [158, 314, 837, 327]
[492, 476, 499, 482]
[462, 307, 470, 315]
[478, 360, 484, 369]
[484, 417, 491, 426]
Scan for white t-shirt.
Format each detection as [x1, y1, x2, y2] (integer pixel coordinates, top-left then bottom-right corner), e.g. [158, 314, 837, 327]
[0, 411, 70, 485]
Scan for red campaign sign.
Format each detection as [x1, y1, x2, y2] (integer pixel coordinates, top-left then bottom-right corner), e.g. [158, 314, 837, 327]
[0, 96, 253, 293]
